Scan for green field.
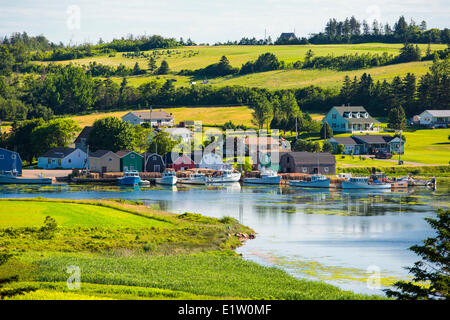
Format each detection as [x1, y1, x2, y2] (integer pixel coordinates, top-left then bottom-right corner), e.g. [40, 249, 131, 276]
[317, 128, 450, 166]
[36, 43, 446, 90]
[0, 199, 379, 300]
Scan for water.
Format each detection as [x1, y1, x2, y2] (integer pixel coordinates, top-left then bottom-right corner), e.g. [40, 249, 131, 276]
[0, 182, 448, 295]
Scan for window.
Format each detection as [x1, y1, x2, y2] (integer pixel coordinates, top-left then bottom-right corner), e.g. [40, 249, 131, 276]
[341, 123, 345, 128]
[130, 154, 135, 159]
[68, 159, 72, 163]
[332, 113, 337, 119]
[109, 158, 113, 162]
[153, 156, 157, 160]
[302, 167, 307, 173]
[0, 155, 4, 160]
[286, 157, 289, 163]
[324, 167, 329, 173]
[332, 123, 337, 128]
[11, 154, 16, 159]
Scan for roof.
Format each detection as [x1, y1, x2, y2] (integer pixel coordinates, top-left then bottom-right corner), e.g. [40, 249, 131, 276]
[330, 137, 359, 145]
[332, 106, 380, 123]
[74, 126, 93, 143]
[352, 135, 394, 144]
[0, 147, 19, 155]
[41, 147, 76, 158]
[422, 110, 450, 117]
[282, 152, 336, 165]
[124, 111, 174, 121]
[279, 33, 296, 38]
[89, 150, 113, 158]
[116, 150, 143, 158]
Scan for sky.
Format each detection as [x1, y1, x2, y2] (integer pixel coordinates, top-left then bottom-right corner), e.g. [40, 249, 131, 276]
[0, 0, 449, 45]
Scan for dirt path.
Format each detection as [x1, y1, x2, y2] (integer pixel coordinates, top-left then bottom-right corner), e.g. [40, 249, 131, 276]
[22, 169, 72, 178]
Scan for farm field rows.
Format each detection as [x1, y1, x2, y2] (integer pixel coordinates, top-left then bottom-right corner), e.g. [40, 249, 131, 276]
[0, 199, 379, 300]
[61, 106, 254, 128]
[35, 43, 446, 90]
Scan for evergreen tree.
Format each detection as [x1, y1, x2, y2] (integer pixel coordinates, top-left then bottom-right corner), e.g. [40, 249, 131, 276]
[157, 60, 170, 75]
[322, 141, 333, 153]
[388, 106, 407, 130]
[148, 57, 157, 72]
[320, 121, 333, 139]
[385, 209, 449, 300]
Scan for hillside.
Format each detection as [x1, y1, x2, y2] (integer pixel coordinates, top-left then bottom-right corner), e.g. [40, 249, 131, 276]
[35, 43, 446, 90]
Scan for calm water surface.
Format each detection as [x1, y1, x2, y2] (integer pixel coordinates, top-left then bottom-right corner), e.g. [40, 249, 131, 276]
[1, 181, 448, 295]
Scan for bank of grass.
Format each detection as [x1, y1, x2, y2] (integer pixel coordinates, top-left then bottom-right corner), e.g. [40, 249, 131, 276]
[61, 105, 254, 128]
[338, 165, 450, 177]
[319, 128, 450, 166]
[0, 198, 381, 300]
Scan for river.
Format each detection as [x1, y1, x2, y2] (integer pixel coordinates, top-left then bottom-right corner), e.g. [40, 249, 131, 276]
[0, 181, 448, 296]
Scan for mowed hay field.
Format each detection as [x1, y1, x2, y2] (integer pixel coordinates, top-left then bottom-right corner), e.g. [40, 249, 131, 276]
[36, 43, 447, 90]
[63, 106, 254, 128]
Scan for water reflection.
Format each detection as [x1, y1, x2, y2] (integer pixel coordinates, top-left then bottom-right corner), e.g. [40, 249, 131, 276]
[0, 181, 448, 295]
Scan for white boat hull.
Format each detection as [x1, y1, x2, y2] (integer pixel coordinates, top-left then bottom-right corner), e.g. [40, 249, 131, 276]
[178, 177, 207, 185]
[207, 172, 241, 184]
[244, 176, 281, 185]
[290, 179, 330, 188]
[342, 181, 391, 189]
[155, 176, 177, 186]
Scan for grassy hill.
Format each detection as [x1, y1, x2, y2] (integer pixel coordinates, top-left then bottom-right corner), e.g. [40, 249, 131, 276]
[0, 198, 379, 300]
[35, 43, 446, 90]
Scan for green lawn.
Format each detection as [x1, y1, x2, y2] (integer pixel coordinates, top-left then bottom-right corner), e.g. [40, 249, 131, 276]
[313, 128, 450, 166]
[402, 129, 450, 164]
[0, 199, 381, 300]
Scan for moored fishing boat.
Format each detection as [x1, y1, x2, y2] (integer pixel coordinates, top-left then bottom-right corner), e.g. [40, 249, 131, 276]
[0, 170, 52, 185]
[244, 169, 281, 185]
[178, 172, 207, 185]
[289, 175, 330, 188]
[207, 169, 241, 184]
[155, 171, 177, 186]
[342, 176, 391, 189]
[117, 171, 141, 186]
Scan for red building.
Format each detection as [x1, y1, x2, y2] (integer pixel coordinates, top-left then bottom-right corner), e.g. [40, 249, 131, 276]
[172, 154, 196, 171]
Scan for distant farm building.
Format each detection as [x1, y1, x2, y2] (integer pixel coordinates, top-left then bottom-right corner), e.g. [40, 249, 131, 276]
[278, 33, 297, 41]
[122, 110, 174, 127]
[144, 153, 165, 173]
[413, 110, 450, 127]
[37, 148, 87, 169]
[279, 152, 336, 175]
[88, 150, 120, 173]
[74, 126, 93, 152]
[0, 148, 22, 175]
[116, 150, 143, 172]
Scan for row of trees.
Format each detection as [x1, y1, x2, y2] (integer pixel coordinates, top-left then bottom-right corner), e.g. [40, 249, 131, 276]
[288, 16, 450, 44]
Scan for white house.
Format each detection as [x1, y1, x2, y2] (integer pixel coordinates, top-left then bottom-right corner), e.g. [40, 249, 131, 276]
[37, 147, 87, 169]
[322, 106, 380, 133]
[413, 110, 450, 127]
[122, 110, 174, 127]
[163, 127, 193, 143]
[199, 152, 224, 170]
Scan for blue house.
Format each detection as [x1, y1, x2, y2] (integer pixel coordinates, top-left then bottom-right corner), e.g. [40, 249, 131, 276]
[0, 148, 22, 175]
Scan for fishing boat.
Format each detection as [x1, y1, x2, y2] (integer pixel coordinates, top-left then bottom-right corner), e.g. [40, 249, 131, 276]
[341, 176, 391, 189]
[155, 171, 177, 186]
[289, 174, 330, 188]
[0, 170, 52, 185]
[178, 172, 207, 185]
[117, 171, 141, 186]
[244, 169, 281, 185]
[207, 169, 241, 184]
